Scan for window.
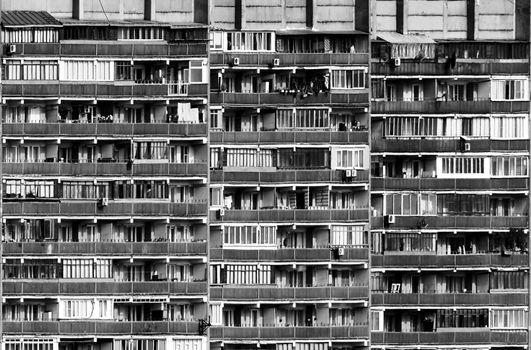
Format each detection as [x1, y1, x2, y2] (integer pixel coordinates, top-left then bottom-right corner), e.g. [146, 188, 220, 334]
[278, 148, 330, 169]
[385, 193, 437, 215]
[2, 28, 58, 43]
[492, 156, 528, 177]
[114, 339, 166, 350]
[437, 309, 488, 328]
[226, 32, 274, 51]
[133, 141, 168, 160]
[60, 298, 113, 319]
[118, 27, 165, 40]
[334, 148, 365, 169]
[490, 309, 527, 329]
[276, 108, 330, 129]
[440, 157, 486, 176]
[189, 61, 204, 83]
[62, 259, 112, 279]
[491, 116, 528, 139]
[4, 180, 55, 199]
[225, 265, 272, 284]
[437, 194, 490, 216]
[226, 148, 273, 167]
[4, 339, 55, 350]
[448, 84, 465, 101]
[62, 181, 109, 199]
[210, 31, 224, 50]
[115, 61, 133, 80]
[490, 271, 528, 290]
[3, 60, 58, 80]
[384, 117, 490, 138]
[330, 226, 366, 247]
[371, 310, 384, 331]
[210, 109, 223, 129]
[223, 225, 276, 246]
[384, 233, 436, 252]
[331, 69, 366, 89]
[492, 79, 528, 100]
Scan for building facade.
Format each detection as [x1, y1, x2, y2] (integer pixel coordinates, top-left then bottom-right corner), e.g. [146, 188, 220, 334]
[0, 1, 529, 350]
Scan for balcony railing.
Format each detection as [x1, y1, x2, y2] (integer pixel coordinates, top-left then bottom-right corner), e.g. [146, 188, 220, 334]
[371, 216, 528, 230]
[210, 169, 369, 184]
[3, 162, 208, 177]
[371, 100, 529, 114]
[2, 320, 199, 335]
[371, 61, 530, 76]
[3, 123, 207, 137]
[371, 292, 528, 306]
[210, 325, 369, 340]
[210, 209, 369, 223]
[371, 330, 527, 345]
[210, 92, 369, 107]
[3, 202, 208, 217]
[371, 253, 528, 268]
[210, 130, 368, 144]
[210, 247, 369, 262]
[210, 52, 369, 67]
[2, 82, 208, 98]
[8, 42, 208, 57]
[3, 280, 207, 296]
[371, 138, 529, 153]
[371, 177, 529, 191]
[3, 241, 207, 256]
[210, 286, 369, 301]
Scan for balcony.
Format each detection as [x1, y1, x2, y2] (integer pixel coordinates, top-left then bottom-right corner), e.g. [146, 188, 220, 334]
[3, 123, 207, 137]
[210, 92, 369, 107]
[371, 138, 529, 153]
[371, 216, 528, 230]
[9, 42, 208, 58]
[2, 202, 208, 218]
[2, 320, 198, 335]
[210, 169, 369, 185]
[371, 293, 527, 307]
[371, 177, 529, 191]
[371, 330, 527, 345]
[210, 325, 369, 340]
[3, 162, 208, 177]
[371, 253, 528, 268]
[210, 131, 368, 144]
[371, 61, 529, 76]
[2, 82, 208, 99]
[210, 247, 369, 262]
[210, 209, 369, 223]
[210, 52, 369, 67]
[2, 241, 207, 256]
[210, 286, 369, 301]
[3, 280, 207, 296]
[371, 100, 529, 114]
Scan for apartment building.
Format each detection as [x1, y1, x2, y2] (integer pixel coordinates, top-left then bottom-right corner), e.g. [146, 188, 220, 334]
[207, 1, 371, 350]
[0, 1, 530, 350]
[0, 0, 210, 349]
[370, 0, 531, 349]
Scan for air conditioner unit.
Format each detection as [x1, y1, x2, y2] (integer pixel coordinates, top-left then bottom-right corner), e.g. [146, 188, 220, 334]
[102, 197, 109, 206]
[345, 169, 352, 177]
[385, 214, 396, 224]
[337, 247, 345, 256]
[84, 107, 92, 114]
[273, 58, 280, 66]
[464, 142, 471, 151]
[219, 208, 225, 217]
[232, 57, 240, 66]
[393, 57, 401, 66]
[8, 44, 16, 54]
[351, 169, 357, 177]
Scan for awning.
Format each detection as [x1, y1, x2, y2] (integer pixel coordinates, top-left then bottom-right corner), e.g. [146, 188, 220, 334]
[1, 11, 62, 28]
[377, 32, 436, 45]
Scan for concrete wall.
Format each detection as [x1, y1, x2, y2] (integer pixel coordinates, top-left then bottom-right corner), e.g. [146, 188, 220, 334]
[373, 0, 518, 40]
[211, 0, 236, 29]
[2, 0, 198, 23]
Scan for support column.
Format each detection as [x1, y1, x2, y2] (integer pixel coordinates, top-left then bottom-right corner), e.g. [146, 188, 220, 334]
[144, 0, 156, 21]
[73, 0, 84, 20]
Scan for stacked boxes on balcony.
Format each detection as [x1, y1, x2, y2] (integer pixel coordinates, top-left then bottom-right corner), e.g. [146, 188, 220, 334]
[208, 1, 371, 350]
[1, 2, 210, 350]
[370, 0, 530, 349]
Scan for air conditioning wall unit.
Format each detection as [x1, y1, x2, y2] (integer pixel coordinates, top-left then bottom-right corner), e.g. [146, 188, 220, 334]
[273, 58, 280, 66]
[218, 208, 225, 218]
[8, 44, 16, 54]
[393, 57, 401, 66]
[337, 247, 345, 256]
[232, 57, 240, 66]
[464, 142, 471, 151]
[351, 169, 357, 177]
[385, 214, 396, 224]
[345, 169, 352, 177]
